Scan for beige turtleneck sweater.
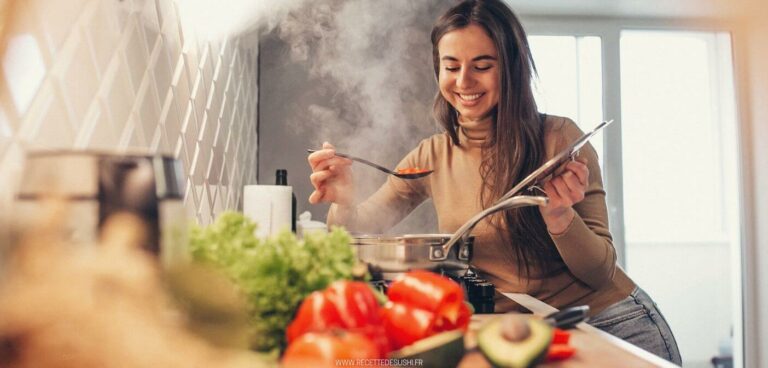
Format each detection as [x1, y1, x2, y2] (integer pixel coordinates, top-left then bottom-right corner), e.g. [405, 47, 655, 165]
[328, 115, 635, 315]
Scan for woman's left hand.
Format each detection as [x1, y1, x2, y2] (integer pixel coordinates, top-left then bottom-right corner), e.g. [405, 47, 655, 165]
[539, 159, 589, 235]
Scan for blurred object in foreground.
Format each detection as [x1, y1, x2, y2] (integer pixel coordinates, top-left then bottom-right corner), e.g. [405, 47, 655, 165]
[0, 208, 276, 368]
[164, 262, 251, 349]
[14, 151, 188, 268]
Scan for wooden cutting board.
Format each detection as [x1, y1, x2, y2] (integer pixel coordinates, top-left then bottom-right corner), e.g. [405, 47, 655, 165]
[458, 293, 678, 367]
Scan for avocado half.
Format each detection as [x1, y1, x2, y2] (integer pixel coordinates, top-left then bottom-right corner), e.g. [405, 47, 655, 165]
[389, 330, 465, 368]
[477, 317, 553, 368]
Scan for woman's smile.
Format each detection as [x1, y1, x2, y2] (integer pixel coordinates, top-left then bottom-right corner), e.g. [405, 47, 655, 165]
[456, 92, 485, 105]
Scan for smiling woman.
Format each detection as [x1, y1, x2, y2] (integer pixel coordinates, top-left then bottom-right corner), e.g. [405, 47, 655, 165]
[306, 0, 682, 364]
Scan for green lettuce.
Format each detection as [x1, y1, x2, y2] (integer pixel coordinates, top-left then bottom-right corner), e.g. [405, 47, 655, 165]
[188, 212, 356, 352]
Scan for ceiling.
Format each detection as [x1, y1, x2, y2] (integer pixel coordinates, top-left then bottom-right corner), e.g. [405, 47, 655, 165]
[504, 0, 764, 20]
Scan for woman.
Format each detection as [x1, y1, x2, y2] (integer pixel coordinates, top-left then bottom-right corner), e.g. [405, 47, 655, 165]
[307, 0, 681, 364]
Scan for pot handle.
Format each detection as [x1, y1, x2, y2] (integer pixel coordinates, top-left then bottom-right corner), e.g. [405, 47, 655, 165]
[429, 195, 548, 261]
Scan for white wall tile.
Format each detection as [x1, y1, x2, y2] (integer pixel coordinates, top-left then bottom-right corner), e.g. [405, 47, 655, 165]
[85, 0, 121, 77]
[84, 104, 118, 150]
[60, 38, 99, 124]
[140, 3, 161, 54]
[138, 81, 161, 143]
[200, 44, 214, 91]
[189, 142, 203, 184]
[33, 94, 75, 148]
[182, 41, 200, 83]
[112, 0, 134, 32]
[206, 82, 222, 124]
[120, 116, 143, 149]
[152, 49, 173, 97]
[197, 184, 211, 224]
[180, 100, 197, 150]
[191, 79, 206, 129]
[171, 59, 190, 107]
[103, 62, 136, 134]
[162, 94, 183, 139]
[0, 0, 260, 225]
[198, 112, 213, 156]
[192, 142, 207, 183]
[124, 19, 150, 91]
[173, 133, 186, 168]
[155, 0, 178, 33]
[147, 123, 164, 152]
[30, 0, 86, 58]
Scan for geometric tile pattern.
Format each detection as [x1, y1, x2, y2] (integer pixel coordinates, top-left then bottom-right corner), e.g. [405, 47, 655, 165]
[0, 0, 259, 225]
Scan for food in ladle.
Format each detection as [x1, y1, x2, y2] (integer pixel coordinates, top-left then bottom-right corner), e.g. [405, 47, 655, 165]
[396, 167, 431, 175]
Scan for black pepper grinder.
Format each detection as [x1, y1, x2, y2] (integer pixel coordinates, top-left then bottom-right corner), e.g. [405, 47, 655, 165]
[275, 169, 297, 232]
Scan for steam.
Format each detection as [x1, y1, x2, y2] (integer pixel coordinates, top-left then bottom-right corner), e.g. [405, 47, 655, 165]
[178, 0, 443, 162]
[175, 0, 313, 41]
[189, 0, 446, 232]
[277, 0, 442, 201]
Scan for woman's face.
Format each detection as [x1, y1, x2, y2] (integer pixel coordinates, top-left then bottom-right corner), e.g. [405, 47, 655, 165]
[437, 24, 500, 124]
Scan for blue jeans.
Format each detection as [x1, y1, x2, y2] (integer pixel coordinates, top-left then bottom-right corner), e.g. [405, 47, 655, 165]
[589, 287, 682, 365]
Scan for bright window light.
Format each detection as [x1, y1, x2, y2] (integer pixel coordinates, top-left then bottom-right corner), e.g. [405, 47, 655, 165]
[529, 35, 604, 162]
[620, 31, 733, 244]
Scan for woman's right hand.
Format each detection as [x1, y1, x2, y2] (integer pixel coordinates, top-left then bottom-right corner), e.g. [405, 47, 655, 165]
[307, 142, 355, 205]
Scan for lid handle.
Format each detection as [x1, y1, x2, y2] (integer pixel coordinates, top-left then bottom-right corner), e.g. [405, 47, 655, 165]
[430, 195, 548, 261]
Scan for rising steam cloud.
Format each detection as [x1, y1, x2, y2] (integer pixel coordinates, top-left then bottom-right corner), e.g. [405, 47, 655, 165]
[276, 0, 443, 163]
[176, 0, 313, 41]
[271, 0, 446, 233]
[180, 0, 444, 173]
[188, 0, 446, 232]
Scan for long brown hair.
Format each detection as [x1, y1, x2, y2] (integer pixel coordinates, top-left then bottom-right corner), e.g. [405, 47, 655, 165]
[431, 0, 562, 277]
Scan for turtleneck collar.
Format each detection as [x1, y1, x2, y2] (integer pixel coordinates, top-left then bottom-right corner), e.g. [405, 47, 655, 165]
[457, 117, 493, 148]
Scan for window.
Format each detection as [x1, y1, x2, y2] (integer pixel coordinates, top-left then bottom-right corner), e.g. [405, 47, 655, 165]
[528, 28, 742, 367]
[620, 31, 737, 243]
[529, 35, 604, 161]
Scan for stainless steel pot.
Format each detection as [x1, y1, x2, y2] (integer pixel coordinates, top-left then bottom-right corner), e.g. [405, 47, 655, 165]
[352, 234, 474, 280]
[352, 195, 548, 279]
[14, 150, 187, 266]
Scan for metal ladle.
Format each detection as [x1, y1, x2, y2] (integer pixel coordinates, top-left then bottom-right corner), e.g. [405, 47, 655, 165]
[307, 149, 433, 179]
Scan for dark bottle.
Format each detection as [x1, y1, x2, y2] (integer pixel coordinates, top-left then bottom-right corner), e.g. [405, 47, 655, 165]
[275, 169, 297, 232]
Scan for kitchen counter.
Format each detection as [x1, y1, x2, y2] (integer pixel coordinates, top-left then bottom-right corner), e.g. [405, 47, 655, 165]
[459, 293, 680, 368]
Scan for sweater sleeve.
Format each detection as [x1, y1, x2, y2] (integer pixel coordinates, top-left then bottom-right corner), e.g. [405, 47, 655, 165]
[548, 120, 617, 290]
[327, 142, 430, 233]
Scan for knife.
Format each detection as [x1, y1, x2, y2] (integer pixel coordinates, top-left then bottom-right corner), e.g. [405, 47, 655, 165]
[543, 305, 590, 329]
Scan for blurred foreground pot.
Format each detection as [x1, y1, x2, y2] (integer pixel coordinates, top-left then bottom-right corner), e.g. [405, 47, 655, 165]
[14, 150, 187, 266]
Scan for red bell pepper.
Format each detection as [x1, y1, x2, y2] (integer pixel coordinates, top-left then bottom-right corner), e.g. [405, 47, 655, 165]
[324, 281, 390, 355]
[380, 301, 437, 350]
[387, 270, 466, 326]
[552, 328, 571, 344]
[387, 271, 463, 318]
[282, 330, 380, 368]
[381, 271, 470, 349]
[546, 343, 576, 361]
[286, 291, 344, 343]
[286, 280, 390, 356]
[324, 281, 382, 329]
